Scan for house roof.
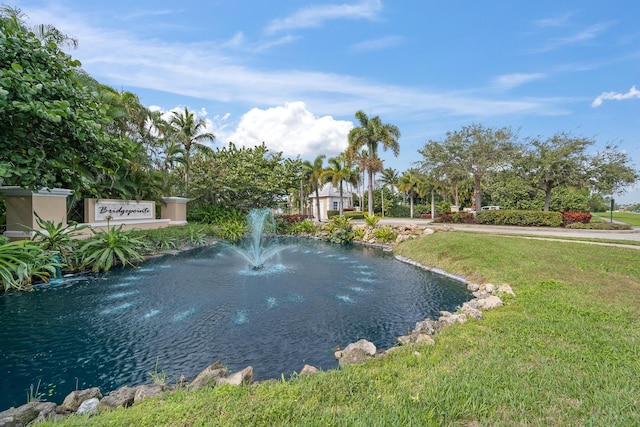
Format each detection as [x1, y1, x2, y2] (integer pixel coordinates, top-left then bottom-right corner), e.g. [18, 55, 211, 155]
[308, 183, 351, 199]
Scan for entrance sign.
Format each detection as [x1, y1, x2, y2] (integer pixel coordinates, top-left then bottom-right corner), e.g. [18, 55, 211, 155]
[85, 198, 156, 223]
[94, 201, 154, 221]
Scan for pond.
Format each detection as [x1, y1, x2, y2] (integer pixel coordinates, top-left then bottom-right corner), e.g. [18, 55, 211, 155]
[0, 239, 470, 409]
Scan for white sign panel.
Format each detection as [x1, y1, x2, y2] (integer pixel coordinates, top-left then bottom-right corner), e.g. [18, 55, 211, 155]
[94, 201, 154, 221]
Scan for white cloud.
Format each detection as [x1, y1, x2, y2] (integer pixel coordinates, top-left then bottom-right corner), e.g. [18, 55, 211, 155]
[534, 12, 576, 28]
[592, 86, 640, 107]
[350, 36, 405, 53]
[265, 0, 382, 34]
[223, 102, 353, 159]
[533, 23, 610, 53]
[493, 73, 546, 90]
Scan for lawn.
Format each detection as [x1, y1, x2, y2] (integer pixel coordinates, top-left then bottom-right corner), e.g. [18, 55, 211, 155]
[593, 211, 640, 226]
[46, 232, 640, 426]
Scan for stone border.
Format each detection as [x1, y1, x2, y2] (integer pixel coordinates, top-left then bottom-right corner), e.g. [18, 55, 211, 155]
[0, 237, 514, 425]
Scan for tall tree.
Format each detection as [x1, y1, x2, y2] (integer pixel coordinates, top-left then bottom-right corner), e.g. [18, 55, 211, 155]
[588, 144, 639, 197]
[302, 155, 326, 221]
[419, 124, 517, 213]
[379, 168, 399, 217]
[521, 133, 591, 212]
[347, 111, 400, 216]
[168, 107, 215, 194]
[321, 154, 358, 216]
[398, 170, 420, 218]
[0, 8, 135, 196]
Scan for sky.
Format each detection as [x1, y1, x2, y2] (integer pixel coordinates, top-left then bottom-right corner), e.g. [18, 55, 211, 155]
[9, 0, 640, 204]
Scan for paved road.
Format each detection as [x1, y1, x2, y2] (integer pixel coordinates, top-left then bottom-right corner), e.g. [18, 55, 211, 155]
[354, 218, 640, 243]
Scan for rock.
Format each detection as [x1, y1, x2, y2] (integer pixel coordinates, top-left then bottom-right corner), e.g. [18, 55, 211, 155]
[61, 387, 102, 412]
[413, 318, 441, 335]
[31, 402, 59, 423]
[475, 295, 503, 311]
[0, 402, 41, 426]
[460, 302, 483, 319]
[299, 365, 319, 376]
[76, 398, 99, 415]
[466, 283, 480, 292]
[422, 228, 435, 235]
[472, 290, 490, 299]
[481, 283, 495, 294]
[188, 360, 227, 391]
[438, 312, 467, 325]
[99, 386, 137, 411]
[396, 335, 412, 346]
[395, 234, 411, 244]
[216, 366, 253, 386]
[133, 384, 168, 404]
[497, 284, 516, 297]
[335, 339, 376, 366]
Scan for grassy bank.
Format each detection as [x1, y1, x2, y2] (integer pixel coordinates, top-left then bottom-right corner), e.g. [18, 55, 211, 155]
[593, 211, 640, 226]
[48, 232, 640, 426]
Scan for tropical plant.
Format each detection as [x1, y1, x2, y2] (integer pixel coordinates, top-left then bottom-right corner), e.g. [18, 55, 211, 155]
[167, 107, 215, 193]
[373, 225, 396, 242]
[288, 219, 316, 235]
[28, 213, 88, 265]
[398, 171, 420, 218]
[78, 225, 145, 272]
[302, 155, 326, 222]
[0, 240, 57, 291]
[322, 215, 353, 245]
[363, 212, 380, 227]
[215, 219, 248, 242]
[347, 110, 401, 216]
[321, 154, 358, 216]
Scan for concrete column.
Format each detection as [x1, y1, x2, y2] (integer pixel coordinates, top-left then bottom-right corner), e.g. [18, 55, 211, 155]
[161, 197, 189, 225]
[1, 187, 73, 239]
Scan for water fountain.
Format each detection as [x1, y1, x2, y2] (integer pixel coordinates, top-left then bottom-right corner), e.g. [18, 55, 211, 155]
[226, 208, 286, 270]
[0, 210, 471, 410]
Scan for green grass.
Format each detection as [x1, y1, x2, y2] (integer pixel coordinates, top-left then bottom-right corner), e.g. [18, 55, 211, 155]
[46, 232, 640, 426]
[593, 211, 640, 226]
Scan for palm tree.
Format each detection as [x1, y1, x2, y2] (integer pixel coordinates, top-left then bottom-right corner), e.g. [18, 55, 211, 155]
[379, 168, 399, 217]
[398, 171, 420, 218]
[302, 155, 326, 222]
[168, 107, 215, 194]
[347, 111, 400, 216]
[321, 154, 359, 216]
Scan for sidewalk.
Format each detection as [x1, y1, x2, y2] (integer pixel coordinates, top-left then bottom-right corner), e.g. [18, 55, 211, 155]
[353, 218, 640, 243]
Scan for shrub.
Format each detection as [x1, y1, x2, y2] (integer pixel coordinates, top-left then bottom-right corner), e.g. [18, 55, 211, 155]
[322, 216, 353, 245]
[373, 225, 396, 242]
[214, 219, 248, 242]
[0, 240, 58, 291]
[476, 210, 563, 227]
[562, 211, 592, 226]
[326, 210, 339, 218]
[288, 219, 316, 234]
[344, 211, 365, 220]
[188, 204, 246, 224]
[363, 213, 380, 227]
[565, 222, 632, 230]
[436, 212, 476, 224]
[78, 225, 146, 272]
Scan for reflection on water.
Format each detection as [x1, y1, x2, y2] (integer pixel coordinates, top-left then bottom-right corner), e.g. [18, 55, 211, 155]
[0, 239, 469, 409]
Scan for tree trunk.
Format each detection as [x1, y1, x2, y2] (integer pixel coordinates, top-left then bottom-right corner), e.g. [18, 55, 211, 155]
[367, 169, 374, 216]
[315, 187, 322, 222]
[474, 176, 482, 213]
[431, 189, 435, 219]
[410, 195, 414, 218]
[339, 181, 344, 216]
[543, 187, 552, 212]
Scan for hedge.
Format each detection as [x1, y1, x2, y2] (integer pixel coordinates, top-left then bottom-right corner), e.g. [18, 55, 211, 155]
[476, 210, 563, 227]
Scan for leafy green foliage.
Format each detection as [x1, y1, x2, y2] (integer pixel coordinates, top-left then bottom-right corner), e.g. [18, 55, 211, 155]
[322, 215, 353, 244]
[476, 210, 563, 227]
[0, 15, 135, 196]
[287, 219, 316, 235]
[0, 240, 57, 291]
[28, 213, 88, 269]
[363, 213, 380, 227]
[78, 225, 145, 272]
[372, 225, 396, 242]
[190, 143, 300, 211]
[435, 212, 476, 224]
[214, 220, 248, 242]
